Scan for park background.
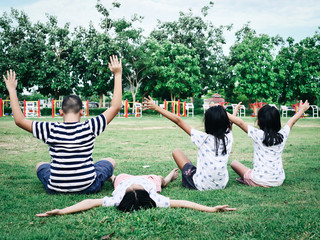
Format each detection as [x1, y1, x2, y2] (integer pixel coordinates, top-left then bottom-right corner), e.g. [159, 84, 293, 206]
[0, 1, 319, 239]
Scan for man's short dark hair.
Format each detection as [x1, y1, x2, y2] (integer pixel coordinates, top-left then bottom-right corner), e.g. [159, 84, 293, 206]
[61, 95, 83, 114]
[117, 190, 156, 212]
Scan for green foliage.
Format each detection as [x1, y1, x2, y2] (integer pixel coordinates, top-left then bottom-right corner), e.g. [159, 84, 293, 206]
[229, 24, 283, 103]
[274, 29, 320, 104]
[150, 8, 231, 96]
[146, 40, 202, 100]
[0, 5, 319, 107]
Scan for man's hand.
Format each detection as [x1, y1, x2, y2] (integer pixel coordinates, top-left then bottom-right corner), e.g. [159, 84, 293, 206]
[108, 55, 122, 75]
[143, 96, 157, 110]
[3, 69, 17, 92]
[36, 209, 62, 217]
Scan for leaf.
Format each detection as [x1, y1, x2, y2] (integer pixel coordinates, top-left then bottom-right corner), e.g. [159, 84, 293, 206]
[101, 232, 115, 239]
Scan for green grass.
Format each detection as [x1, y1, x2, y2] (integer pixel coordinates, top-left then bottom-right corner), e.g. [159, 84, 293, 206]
[0, 116, 319, 240]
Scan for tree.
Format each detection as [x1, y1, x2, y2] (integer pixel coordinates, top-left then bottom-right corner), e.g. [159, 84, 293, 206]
[273, 28, 320, 105]
[35, 15, 75, 99]
[71, 24, 115, 107]
[229, 24, 282, 103]
[0, 9, 45, 98]
[146, 39, 202, 101]
[150, 3, 231, 95]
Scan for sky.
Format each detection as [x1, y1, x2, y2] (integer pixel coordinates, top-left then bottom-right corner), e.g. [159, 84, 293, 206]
[0, 0, 319, 54]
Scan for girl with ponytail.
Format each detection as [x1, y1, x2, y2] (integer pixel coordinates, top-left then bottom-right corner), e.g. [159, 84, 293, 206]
[143, 96, 242, 191]
[228, 101, 310, 187]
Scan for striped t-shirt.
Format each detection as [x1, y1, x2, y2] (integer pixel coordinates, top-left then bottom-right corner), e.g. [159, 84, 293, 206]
[32, 114, 107, 192]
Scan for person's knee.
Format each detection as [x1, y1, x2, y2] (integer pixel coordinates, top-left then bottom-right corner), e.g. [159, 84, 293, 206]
[35, 162, 48, 172]
[101, 158, 116, 169]
[172, 148, 182, 157]
[230, 160, 239, 168]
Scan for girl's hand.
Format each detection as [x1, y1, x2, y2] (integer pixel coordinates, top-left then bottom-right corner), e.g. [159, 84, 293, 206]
[36, 209, 62, 217]
[108, 55, 122, 75]
[233, 102, 243, 115]
[3, 69, 17, 92]
[143, 96, 157, 110]
[299, 100, 310, 113]
[235, 102, 242, 111]
[213, 205, 237, 212]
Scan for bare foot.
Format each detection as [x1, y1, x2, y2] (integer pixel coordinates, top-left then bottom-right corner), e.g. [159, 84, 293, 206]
[108, 175, 116, 184]
[163, 168, 179, 187]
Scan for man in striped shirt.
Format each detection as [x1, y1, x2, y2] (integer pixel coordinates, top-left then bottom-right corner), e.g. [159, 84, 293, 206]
[3, 55, 122, 194]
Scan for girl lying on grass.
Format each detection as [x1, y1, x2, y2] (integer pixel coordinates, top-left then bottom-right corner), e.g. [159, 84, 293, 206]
[143, 96, 241, 191]
[36, 169, 236, 216]
[228, 100, 310, 188]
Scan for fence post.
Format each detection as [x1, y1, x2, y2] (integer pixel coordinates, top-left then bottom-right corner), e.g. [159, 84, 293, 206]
[183, 101, 186, 117]
[164, 99, 167, 110]
[125, 99, 128, 118]
[23, 100, 26, 118]
[136, 100, 140, 117]
[38, 99, 40, 117]
[86, 100, 89, 117]
[172, 101, 175, 114]
[177, 99, 180, 116]
[0, 98, 2, 117]
[52, 99, 54, 118]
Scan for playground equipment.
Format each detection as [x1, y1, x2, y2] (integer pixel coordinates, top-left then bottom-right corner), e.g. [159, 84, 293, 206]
[203, 93, 229, 113]
[118, 100, 143, 118]
[310, 105, 319, 118]
[203, 101, 210, 113]
[231, 104, 245, 117]
[249, 102, 266, 117]
[269, 104, 277, 109]
[0, 99, 11, 117]
[51, 99, 90, 118]
[160, 100, 193, 117]
[134, 101, 142, 118]
[280, 106, 288, 117]
[24, 100, 41, 117]
[185, 103, 194, 117]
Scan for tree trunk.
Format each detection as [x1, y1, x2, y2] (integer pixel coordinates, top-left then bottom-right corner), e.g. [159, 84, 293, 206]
[99, 92, 103, 108]
[5, 95, 9, 107]
[54, 90, 58, 100]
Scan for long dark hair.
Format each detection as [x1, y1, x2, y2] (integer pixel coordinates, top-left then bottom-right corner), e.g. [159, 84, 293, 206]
[204, 105, 231, 156]
[117, 190, 156, 212]
[258, 105, 283, 146]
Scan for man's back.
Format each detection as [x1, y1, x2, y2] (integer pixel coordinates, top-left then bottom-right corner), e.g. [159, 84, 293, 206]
[32, 114, 107, 192]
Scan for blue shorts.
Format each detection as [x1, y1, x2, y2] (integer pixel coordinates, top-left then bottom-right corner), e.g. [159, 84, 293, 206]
[37, 160, 114, 194]
[181, 162, 197, 190]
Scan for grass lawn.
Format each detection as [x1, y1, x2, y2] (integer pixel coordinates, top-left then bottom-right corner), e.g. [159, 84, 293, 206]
[0, 115, 319, 240]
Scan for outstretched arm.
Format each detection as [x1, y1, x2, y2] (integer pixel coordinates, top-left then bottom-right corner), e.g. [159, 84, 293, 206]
[286, 100, 310, 129]
[230, 102, 242, 130]
[143, 96, 192, 135]
[3, 70, 32, 132]
[36, 199, 103, 217]
[170, 200, 236, 213]
[102, 55, 122, 124]
[227, 112, 248, 133]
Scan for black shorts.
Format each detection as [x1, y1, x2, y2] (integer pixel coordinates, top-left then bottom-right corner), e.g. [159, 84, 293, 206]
[181, 162, 197, 190]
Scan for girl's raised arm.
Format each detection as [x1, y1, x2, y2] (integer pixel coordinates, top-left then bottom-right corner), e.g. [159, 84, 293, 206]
[143, 96, 192, 135]
[36, 199, 103, 217]
[286, 100, 310, 129]
[170, 200, 236, 213]
[227, 112, 248, 133]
